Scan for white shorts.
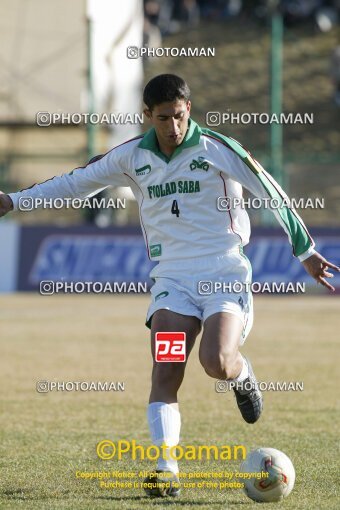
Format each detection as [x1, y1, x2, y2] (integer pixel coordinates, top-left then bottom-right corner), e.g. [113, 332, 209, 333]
[146, 247, 253, 345]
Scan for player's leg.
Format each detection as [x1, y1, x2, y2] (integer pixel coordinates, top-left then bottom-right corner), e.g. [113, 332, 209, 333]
[199, 311, 244, 380]
[199, 311, 262, 424]
[145, 309, 201, 496]
[149, 309, 201, 403]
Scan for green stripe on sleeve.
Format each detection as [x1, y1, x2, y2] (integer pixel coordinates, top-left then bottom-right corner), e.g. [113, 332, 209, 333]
[202, 128, 314, 257]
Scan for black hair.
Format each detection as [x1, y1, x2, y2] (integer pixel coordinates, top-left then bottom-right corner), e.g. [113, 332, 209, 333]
[143, 74, 190, 110]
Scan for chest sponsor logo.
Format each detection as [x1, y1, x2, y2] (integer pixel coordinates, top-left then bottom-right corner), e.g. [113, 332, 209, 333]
[190, 156, 209, 171]
[135, 164, 151, 176]
[147, 180, 200, 199]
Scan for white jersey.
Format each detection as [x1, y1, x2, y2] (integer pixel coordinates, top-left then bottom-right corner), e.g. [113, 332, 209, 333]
[9, 119, 315, 262]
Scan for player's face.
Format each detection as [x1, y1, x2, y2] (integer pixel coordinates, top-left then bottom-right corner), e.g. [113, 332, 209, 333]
[144, 100, 191, 156]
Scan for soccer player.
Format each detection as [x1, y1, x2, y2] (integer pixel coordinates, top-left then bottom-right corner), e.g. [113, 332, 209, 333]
[0, 74, 338, 498]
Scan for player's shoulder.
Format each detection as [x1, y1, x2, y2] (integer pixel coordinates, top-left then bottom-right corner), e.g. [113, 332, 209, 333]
[113, 134, 145, 154]
[200, 127, 264, 173]
[201, 127, 250, 159]
[89, 135, 145, 164]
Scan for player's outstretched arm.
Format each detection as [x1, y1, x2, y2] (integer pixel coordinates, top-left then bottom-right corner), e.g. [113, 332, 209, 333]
[0, 146, 130, 214]
[215, 137, 340, 292]
[0, 191, 13, 218]
[302, 252, 340, 292]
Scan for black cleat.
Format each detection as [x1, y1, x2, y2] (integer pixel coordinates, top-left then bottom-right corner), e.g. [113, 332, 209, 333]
[143, 470, 180, 498]
[233, 357, 263, 424]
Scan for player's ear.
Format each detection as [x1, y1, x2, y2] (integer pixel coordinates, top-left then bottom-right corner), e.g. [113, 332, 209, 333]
[186, 100, 191, 114]
[143, 108, 152, 120]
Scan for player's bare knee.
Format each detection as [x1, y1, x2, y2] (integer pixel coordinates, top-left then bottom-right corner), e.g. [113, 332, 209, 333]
[199, 351, 224, 379]
[199, 349, 238, 380]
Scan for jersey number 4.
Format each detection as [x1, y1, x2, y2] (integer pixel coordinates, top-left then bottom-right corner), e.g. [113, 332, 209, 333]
[171, 199, 180, 217]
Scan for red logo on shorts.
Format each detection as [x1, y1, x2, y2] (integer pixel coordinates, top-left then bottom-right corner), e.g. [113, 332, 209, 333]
[155, 332, 186, 362]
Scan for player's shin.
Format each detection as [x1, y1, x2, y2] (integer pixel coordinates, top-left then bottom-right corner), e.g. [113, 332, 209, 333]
[147, 402, 181, 474]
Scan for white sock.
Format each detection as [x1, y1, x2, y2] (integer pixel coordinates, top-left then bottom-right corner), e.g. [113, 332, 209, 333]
[147, 402, 181, 474]
[234, 356, 249, 382]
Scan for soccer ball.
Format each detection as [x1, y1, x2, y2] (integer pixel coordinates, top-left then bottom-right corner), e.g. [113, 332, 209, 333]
[239, 447, 295, 502]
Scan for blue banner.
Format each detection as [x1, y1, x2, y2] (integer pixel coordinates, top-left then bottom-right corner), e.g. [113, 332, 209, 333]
[246, 236, 340, 286]
[16, 226, 340, 291]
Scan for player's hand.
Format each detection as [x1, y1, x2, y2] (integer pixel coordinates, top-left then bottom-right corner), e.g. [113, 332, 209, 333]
[302, 252, 340, 292]
[0, 191, 13, 217]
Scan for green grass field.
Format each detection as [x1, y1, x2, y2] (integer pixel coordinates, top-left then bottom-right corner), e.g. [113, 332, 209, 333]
[0, 294, 339, 509]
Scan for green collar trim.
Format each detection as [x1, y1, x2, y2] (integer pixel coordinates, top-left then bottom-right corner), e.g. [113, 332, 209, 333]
[138, 119, 202, 163]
